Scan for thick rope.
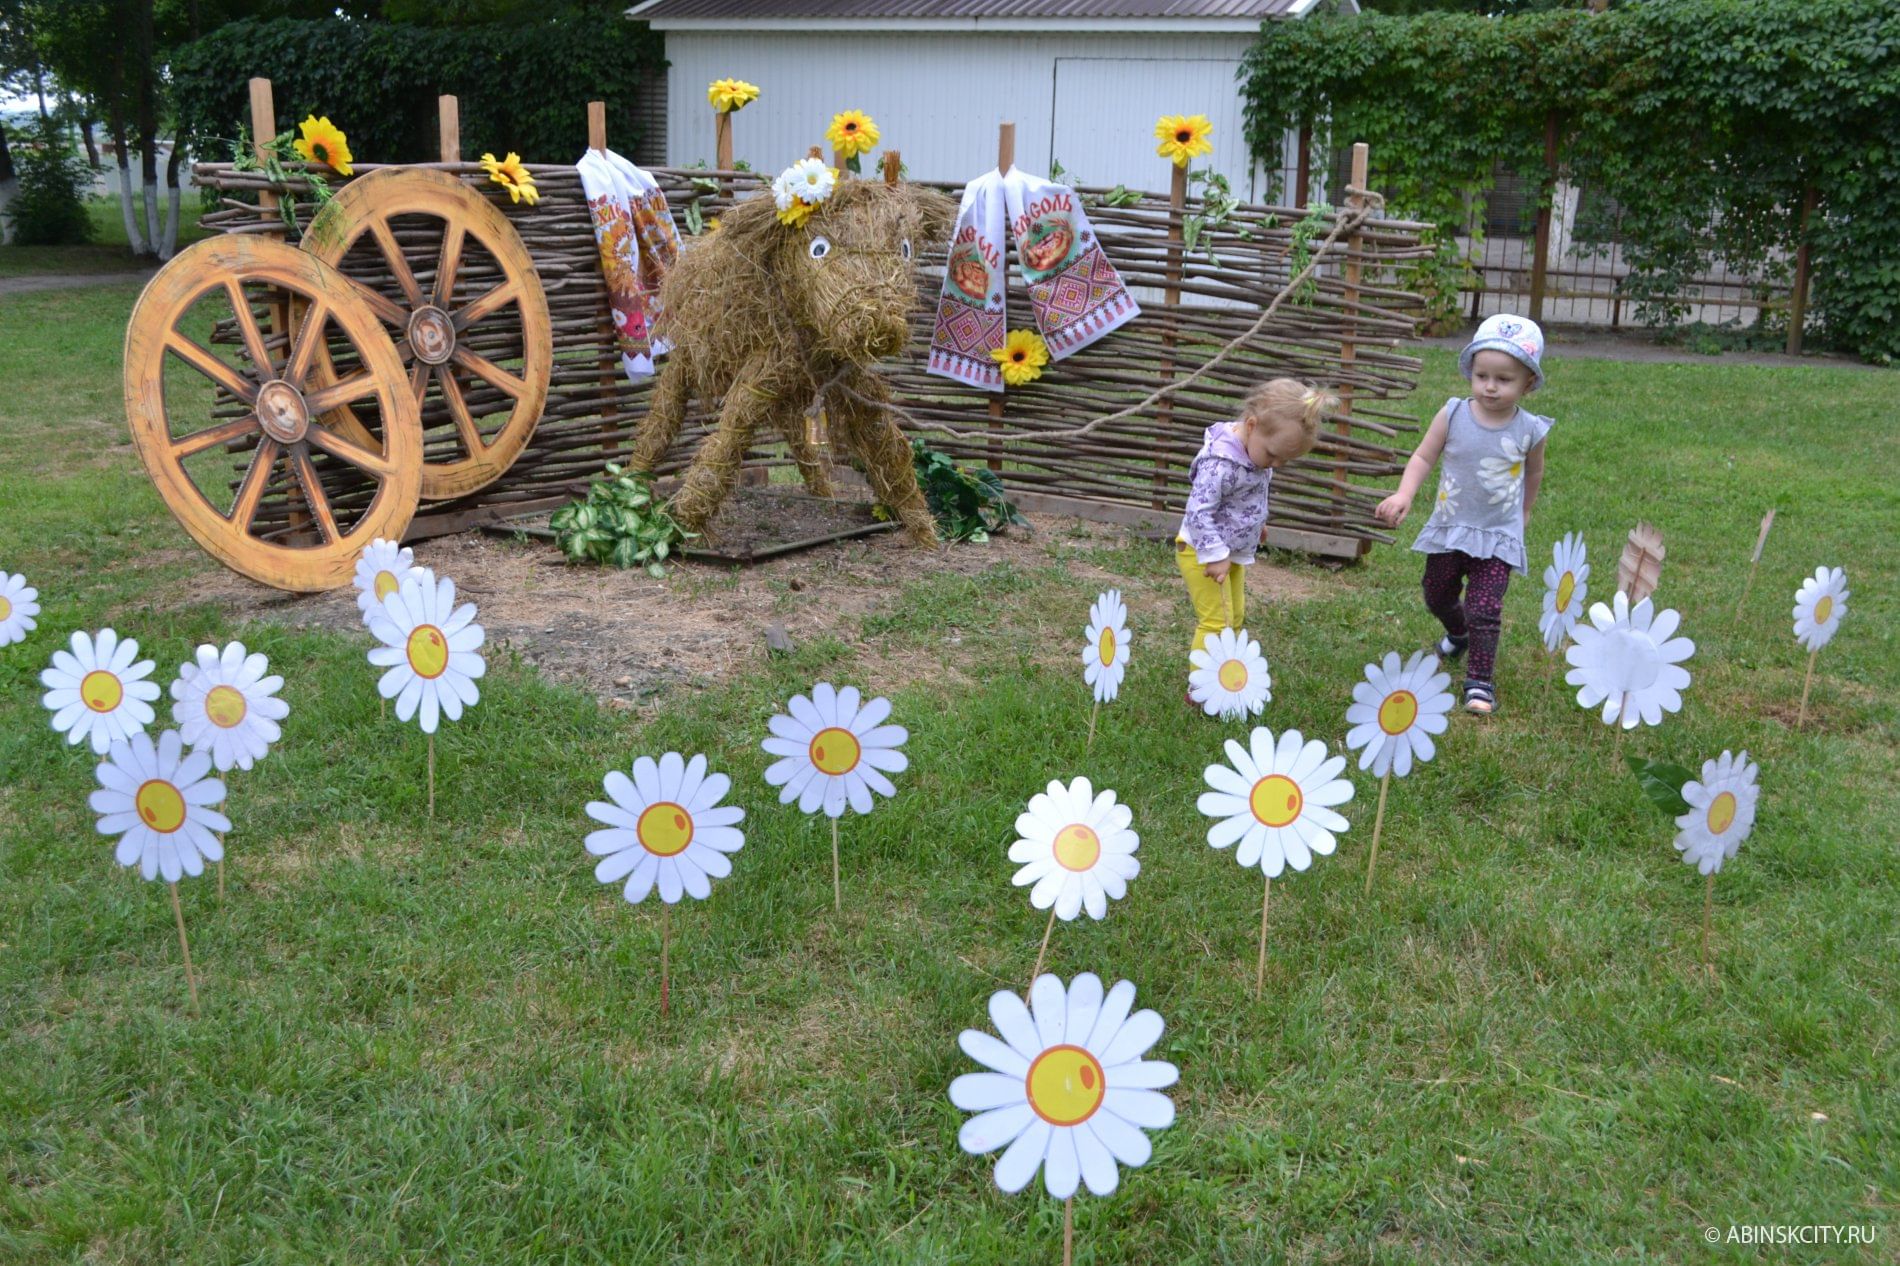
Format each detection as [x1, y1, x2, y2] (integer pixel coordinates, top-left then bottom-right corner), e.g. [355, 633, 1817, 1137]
[807, 188, 1386, 445]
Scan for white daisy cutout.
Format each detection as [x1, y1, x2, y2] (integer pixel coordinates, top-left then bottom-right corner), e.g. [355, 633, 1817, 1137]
[1082, 590, 1131, 704]
[1564, 591, 1695, 730]
[366, 573, 486, 733]
[1479, 435, 1531, 506]
[170, 641, 289, 772]
[41, 629, 161, 755]
[1431, 473, 1460, 519]
[1198, 727, 1354, 876]
[586, 752, 745, 903]
[1792, 566, 1848, 653]
[90, 729, 231, 881]
[1540, 532, 1590, 653]
[1674, 750, 1759, 876]
[1188, 627, 1271, 720]
[1010, 778, 1139, 921]
[1344, 651, 1454, 779]
[1, 570, 40, 646]
[950, 972, 1177, 1199]
[355, 537, 419, 622]
[761, 682, 908, 818]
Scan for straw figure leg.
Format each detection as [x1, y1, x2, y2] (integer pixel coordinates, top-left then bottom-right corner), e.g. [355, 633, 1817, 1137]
[828, 373, 939, 547]
[768, 396, 837, 499]
[668, 358, 787, 534]
[628, 356, 694, 475]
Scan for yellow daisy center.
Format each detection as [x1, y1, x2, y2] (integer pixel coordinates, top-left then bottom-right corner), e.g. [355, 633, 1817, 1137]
[1556, 570, 1576, 613]
[809, 726, 861, 776]
[636, 801, 694, 856]
[1509, 460, 1523, 478]
[1097, 627, 1116, 667]
[1217, 659, 1248, 692]
[1250, 774, 1303, 828]
[205, 685, 248, 729]
[1378, 690, 1419, 736]
[1707, 791, 1737, 836]
[135, 779, 186, 834]
[0, 596, 10, 621]
[406, 625, 448, 679]
[1052, 823, 1101, 872]
[1025, 1044, 1106, 1127]
[374, 569, 400, 601]
[1813, 595, 1833, 624]
[81, 670, 123, 713]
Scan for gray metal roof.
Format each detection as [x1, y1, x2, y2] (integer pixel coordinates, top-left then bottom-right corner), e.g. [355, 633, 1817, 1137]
[628, 1, 1307, 21]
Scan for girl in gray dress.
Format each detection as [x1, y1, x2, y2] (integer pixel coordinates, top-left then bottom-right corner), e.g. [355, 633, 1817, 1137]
[1375, 315, 1553, 715]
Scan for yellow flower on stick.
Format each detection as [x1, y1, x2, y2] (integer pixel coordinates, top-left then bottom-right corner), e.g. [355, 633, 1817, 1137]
[480, 152, 540, 205]
[1154, 114, 1214, 168]
[293, 115, 354, 176]
[826, 109, 880, 160]
[992, 329, 1050, 387]
[708, 78, 761, 113]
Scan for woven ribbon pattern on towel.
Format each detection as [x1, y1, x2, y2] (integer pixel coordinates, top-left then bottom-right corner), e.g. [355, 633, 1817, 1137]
[578, 149, 681, 380]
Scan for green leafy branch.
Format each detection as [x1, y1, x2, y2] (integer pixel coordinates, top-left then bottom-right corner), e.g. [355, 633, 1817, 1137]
[1181, 168, 1255, 265]
[230, 124, 335, 233]
[549, 464, 696, 577]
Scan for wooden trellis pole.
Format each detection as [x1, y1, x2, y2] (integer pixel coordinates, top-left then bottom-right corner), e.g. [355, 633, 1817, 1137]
[1332, 142, 1371, 558]
[1154, 154, 1189, 509]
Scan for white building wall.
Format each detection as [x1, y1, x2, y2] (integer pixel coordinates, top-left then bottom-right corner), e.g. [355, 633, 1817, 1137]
[659, 30, 1286, 200]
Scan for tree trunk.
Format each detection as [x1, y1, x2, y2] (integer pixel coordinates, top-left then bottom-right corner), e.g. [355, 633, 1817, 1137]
[0, 120, 15, 184]
[134, 0, 161, 256]
[111, 114, 148, 256]
[162, 128, 185, 259]
[79, 109, 101, 169]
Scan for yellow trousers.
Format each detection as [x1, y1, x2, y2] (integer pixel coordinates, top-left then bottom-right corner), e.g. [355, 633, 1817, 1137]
[1176, 539, 1246, 657]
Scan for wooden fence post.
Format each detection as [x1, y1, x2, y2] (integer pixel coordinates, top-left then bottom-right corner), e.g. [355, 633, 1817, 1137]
[1785, 183, 1817, 356]
[1335, 142, 1370, 558]
[1293, 119, 1311, 209]
[715, 111, 733, 171]
[1154, 155, 1189, 510]
[438, 95, 460, 164]
[1528, 110, 1558, 323]
[988, 122, 1014, 473]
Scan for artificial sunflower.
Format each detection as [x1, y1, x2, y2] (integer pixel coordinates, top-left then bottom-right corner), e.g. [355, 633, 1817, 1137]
[293, 115, 354, 176]
[480, 152, 540, 206]
[992, 328, 1050, 386]
[826, 109, 880, 160]
[1154, 114, 1214, 168]
[707, 78, 760, 113]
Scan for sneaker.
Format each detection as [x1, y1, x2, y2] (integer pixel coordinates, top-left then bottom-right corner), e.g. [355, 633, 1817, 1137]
[1437, 634, 1470, 662]
[1463, 681, 1496, 715]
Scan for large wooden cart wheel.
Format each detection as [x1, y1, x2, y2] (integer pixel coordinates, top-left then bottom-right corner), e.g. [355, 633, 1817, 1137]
[302, 167, 552, 500]
[124, 235, 424, 592]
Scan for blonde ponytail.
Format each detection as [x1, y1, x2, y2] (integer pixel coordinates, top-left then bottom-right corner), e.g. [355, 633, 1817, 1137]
[1243, 378, 1335, 460]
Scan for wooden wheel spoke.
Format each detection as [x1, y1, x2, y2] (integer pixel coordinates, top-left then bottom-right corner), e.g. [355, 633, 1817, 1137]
[353, 281, 410, 330]
[454, 282, 517, 330]
[304, 371, 380, 414]
[435, 223, 466, 307]
[224, 281, 276, 376]
[170, 415, 260, 459]
[370, 219, 425, 307]
[167, 333, 259, 404]
[306, 421, 395, 478]
[284, 302, 330, 386]
[228, 439, 279, 530]
[438, 367, 487, 456]
[288, 448, 341, 543]
[450, 347, 529, 400]
[409, 360, 432, 403]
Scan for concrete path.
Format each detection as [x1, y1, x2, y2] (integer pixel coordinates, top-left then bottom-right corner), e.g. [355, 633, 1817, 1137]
[0, 270, 155, 295]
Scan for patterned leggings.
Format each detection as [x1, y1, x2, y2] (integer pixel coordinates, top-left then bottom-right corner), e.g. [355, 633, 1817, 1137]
[1422, 551, 1513, 685]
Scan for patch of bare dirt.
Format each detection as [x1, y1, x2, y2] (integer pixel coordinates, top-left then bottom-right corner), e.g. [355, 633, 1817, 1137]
[178, 486, 1332, 708]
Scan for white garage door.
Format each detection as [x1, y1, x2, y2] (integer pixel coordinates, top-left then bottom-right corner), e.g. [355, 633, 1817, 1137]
[1050, 57, 1265, 202]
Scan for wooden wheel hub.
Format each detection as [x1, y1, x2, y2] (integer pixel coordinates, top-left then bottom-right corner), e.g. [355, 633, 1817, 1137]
[406, 305, 456, 365]
[255, 380, 311, 442]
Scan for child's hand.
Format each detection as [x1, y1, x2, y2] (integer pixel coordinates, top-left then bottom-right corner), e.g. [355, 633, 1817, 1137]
[1374, 493, 1411, 527]
[1204, 559, 1231, 583]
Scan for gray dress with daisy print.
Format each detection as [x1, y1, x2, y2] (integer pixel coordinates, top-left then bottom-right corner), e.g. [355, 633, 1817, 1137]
[1411, 396, 1552, 574]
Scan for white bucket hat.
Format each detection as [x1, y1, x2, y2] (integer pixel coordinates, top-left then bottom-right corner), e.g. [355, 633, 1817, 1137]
[1459, 314, 1545, 392]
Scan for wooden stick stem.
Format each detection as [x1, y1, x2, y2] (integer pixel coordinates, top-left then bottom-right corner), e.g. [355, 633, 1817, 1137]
[660, 902, 671, 1019]
[1701, 871, 1713, 972]
[427, 731, 436, 818]
[831, 816, 841, 912]
[1255, 872, 1271, 999]
[1063, 1196, 1074, 1266]
[170, 882, 200, 1017]
[217, 851, 225, 904]
[1086, 699, 1100, 753]
[1797, 649, 1817, 730]
[1028, 906, 1058, 997]
[1363, 770, 1391, 894]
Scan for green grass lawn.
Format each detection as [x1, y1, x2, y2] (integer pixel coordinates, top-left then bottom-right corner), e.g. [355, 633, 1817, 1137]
[1, 281, 1896, 1263]
[0, 196, 208, 278]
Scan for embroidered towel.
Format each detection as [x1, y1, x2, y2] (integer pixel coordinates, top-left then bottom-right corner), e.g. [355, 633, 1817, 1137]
[926, 168, 1139, 393]
[578, 148, 679, 380]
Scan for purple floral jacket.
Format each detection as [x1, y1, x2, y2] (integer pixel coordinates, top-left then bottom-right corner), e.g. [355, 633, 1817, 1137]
[1177, 421, 1273, 565]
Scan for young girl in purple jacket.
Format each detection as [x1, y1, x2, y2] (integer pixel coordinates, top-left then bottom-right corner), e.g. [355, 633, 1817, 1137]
[1175, 379, 1334, 687]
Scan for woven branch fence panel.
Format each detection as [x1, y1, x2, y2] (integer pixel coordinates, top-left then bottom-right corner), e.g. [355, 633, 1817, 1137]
[193, 161, 1427, 547]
